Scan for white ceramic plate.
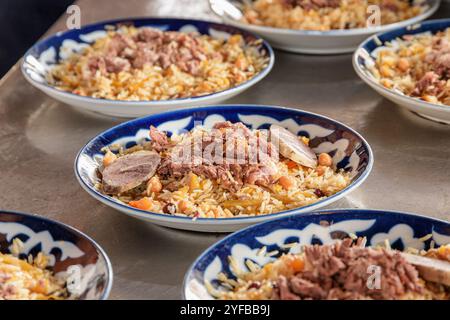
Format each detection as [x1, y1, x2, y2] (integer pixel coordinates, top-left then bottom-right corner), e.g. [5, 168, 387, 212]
[22, 18, 274, 118]
[75, 105, 373, 233]
[209, 0, 441, 54]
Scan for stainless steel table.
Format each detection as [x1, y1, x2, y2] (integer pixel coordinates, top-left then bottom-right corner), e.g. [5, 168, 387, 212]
[0, 0, 449, 299]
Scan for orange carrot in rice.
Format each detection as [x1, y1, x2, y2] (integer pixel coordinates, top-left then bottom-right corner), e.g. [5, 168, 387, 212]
[129, 197, 153, 211]
[286, 160, 298, 169]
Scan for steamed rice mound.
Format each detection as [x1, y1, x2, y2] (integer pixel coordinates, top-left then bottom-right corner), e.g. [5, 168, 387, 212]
[48, 25, 269, 101]
[242, 0, 425, 31]
[96, 123, 351, 219]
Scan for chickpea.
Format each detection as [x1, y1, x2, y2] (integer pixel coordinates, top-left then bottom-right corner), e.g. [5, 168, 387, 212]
[422, 95, 439, 104]
[178, 200, 193, 214]
[278, 176, 295, 190]
[301, 136, 310, 146]
[188, 173, 200, 192]
[235, 55, 248, 70]
[147, 176, 162, 195]
[380, 65, 394, 78]
[397, 58, 410, 72]
[318, 153, 332, 167]
[316, 165, 327, 176]
[380, 79, 394, 89]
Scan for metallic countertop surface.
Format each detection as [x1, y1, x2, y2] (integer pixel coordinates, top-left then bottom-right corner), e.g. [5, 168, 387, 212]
[0, 0, 449, 299]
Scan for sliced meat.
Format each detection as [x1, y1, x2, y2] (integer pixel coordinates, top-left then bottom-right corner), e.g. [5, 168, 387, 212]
[270, 124, 317, 168]
[102, 150, 161, 194]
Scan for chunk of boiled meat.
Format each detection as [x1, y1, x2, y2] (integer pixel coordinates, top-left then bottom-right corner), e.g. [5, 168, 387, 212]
[102, 151, 161, 195]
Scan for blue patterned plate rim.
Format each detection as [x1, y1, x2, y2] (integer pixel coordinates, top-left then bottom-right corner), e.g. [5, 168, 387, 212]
[353, 18, 450, 112]
[21, 17, 274, 105]
[0, 209, 113, 300]
[75, 104, 374, 223]
[181, 208, 450, 299]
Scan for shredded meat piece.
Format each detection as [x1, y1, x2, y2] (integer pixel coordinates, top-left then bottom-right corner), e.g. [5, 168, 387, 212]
[411, 38, 450, 97]
[87, 27, 207, 76]
[153, 122, 279, 191]
[104, 56, 131, 73]
[149, 126, 171, 152]
[271, 239, 425, 300]
[276, 276, 300, 300]
[413, 71, 444, 97]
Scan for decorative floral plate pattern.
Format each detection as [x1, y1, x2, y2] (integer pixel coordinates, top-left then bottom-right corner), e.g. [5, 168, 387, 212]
[183, 209, 450, 299]
[21, 18, 274, 118]
[0, 210, 113, 300]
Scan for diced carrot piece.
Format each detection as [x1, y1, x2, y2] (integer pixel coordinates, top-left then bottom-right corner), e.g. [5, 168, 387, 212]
[437, 245, 450, 261]
[286, 160, 298, 169]
[289, 257, 304, 272]
[129, 197, 153, 211]
[103, 150, 117, 167]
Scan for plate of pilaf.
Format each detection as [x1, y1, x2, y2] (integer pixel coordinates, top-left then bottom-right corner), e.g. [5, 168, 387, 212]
[0, 210, 112, 300]
[75, 105, 373, 232]
[183, 209, 450, 300]
[354, 19, 450, 124]
[21, 18, 274, 118]
[209, 0, 440, 54]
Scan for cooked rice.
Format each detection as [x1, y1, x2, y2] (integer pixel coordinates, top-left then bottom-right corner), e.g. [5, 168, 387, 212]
[97, 125, 351, 218]
[241, 0, 424, 31]
[48, 25, 269, 101]
[0, 239, 67, 300]
[368, 27, 450, 106]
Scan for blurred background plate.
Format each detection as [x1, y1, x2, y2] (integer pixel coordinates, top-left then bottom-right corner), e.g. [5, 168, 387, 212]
[0, 210, 113, 300]
[21, 17, 274, 118]
[209, 0, 441, 54]
[354, 18, 450, 124]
